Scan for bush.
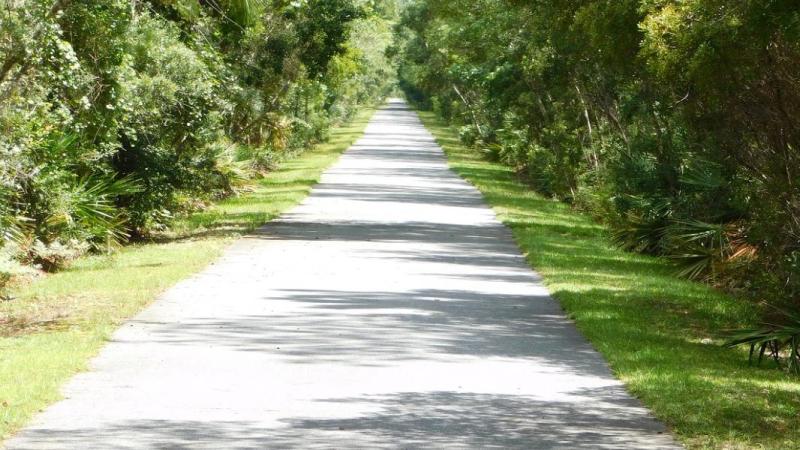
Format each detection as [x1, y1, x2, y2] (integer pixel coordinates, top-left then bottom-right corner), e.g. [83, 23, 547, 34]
[0, 0, 393, 271]
[0, 248, 37, 299]
[458, 124, 480, 147]
[393, 0, 800, 369]
[726, 309, 800, 375]
[26, 240, 89, 273]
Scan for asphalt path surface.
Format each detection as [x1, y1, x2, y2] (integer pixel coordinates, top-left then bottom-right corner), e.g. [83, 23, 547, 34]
[6, 99, 679, 449]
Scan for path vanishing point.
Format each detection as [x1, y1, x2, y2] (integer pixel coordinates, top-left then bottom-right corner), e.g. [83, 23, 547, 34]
[6, 99, 680, 449]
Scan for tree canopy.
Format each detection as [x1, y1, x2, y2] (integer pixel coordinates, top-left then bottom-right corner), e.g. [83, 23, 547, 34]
[392, 0, 800, 316]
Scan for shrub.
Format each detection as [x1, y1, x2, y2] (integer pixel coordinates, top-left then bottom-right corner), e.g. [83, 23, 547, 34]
[458, 124, 480, 147]
[0, 248, 37, 299]
[27, 240, 90, 273]
[726, 309, 800, 375]
[1, 0, 393, 266]
[395, 0, 800, 370]
[240, 146, 282, 176]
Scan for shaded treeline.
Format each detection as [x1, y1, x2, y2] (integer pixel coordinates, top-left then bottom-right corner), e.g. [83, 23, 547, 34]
[392, 1, 800, 326]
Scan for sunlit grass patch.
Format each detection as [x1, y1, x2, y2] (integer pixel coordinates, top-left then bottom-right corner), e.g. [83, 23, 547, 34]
[0, 108, 375, 440]
[419, 111, 800, 450]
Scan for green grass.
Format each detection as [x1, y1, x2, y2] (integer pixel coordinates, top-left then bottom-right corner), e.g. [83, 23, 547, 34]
[0, 108, 375, 440]
[418, 111, 800, 450]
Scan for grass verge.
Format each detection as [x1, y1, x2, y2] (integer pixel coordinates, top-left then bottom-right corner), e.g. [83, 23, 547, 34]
[418, 111, 800, 450]
[0, 107, 375, 440]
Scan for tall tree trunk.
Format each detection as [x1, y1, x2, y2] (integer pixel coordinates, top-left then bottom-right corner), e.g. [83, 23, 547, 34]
[452, 84, 483, 137]
[575, 82, 599, 171]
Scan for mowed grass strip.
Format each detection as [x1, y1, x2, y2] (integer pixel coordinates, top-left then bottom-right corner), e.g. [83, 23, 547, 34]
[418, 111, 800, 450]
[0, 108, 375, 440]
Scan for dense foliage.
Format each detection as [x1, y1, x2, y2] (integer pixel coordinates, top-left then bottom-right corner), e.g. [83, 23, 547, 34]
[0, 0, 395, 276]
[393, 1, 800, 329]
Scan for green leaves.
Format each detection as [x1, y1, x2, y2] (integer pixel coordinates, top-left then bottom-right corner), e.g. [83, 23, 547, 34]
[224, 0, 262, 28]
[293, 0, 365, 79]
[0, 0, 390, 258]
[726, 308, 800, 375]
[395, 0, 800, 372]
[45, 174, 141, 249]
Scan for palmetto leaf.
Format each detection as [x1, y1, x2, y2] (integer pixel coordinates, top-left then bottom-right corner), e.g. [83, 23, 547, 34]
[47, 174, 141, 249]
[664, 219, 754, 281]
[0, 214, 29, 247]
[726, 307, 800, 374]
[679, 158, 725, 190]
[0, 185, 29, 247]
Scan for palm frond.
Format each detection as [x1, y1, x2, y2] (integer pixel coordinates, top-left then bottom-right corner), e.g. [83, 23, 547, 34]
[725, 309, 800, 375]
[47, 174, 141, 250]
[679, 158, 725, 190]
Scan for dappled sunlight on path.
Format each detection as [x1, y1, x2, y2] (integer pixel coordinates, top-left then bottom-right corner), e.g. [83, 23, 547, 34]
[6, 100, 678, 449]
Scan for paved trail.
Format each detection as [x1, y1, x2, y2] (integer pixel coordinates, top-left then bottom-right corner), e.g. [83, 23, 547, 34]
[6, 100, 679, 449]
